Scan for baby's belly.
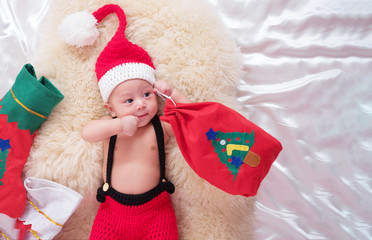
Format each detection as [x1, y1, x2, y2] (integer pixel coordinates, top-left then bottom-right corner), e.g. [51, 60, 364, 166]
[110, 163, 160, 195]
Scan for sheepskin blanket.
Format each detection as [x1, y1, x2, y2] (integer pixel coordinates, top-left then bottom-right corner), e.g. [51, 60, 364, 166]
[24, 0, 255, 239]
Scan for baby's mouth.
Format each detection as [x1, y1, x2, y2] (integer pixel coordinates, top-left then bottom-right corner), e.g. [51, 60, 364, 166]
[138, 113, 148, 119]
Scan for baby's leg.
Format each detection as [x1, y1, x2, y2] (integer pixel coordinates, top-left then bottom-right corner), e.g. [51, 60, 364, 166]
[89, 199, 120, 240]
[147, 192, 178, 240]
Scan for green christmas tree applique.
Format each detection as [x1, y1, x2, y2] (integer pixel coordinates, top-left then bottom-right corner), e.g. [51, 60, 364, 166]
[0, 138, 11, 185]
[206, 128, 261, 180]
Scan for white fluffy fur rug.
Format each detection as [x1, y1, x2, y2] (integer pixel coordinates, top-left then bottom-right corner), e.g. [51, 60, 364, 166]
[24, 0, 255, 239]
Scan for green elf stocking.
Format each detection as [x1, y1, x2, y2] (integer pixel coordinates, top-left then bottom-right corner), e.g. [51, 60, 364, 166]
[0, 64, 64, 218]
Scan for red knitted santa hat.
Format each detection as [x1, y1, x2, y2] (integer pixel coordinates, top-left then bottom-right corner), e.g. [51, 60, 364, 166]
[59, 4, 156, 102]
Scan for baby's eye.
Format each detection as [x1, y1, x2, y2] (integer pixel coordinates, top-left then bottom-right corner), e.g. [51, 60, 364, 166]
[125, 99, 133, 104]
[144, 92, 151, 98]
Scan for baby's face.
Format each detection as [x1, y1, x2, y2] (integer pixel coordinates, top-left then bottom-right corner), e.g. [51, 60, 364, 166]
[106, 79, 158, 127]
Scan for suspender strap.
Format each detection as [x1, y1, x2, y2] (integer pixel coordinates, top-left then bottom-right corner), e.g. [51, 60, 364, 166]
[151, 115, 166, 182]
[97, 135, 116, 203]
[105, 134, 117, 185]
[150, 115, 174, 198]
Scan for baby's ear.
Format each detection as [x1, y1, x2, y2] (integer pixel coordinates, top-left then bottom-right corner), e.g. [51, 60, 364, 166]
[104, 103, 116, 117]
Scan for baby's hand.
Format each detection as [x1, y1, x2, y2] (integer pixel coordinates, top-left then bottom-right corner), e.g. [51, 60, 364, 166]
[154, 80, 173, 97]
[120, 115, 139, 136]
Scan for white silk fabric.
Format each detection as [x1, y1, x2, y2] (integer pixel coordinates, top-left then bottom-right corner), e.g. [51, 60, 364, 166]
[1, 0, 372, 239]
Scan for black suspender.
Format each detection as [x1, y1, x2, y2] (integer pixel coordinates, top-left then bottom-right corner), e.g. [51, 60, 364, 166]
[105, 134, 117, 186]
[151, 115, 166, 182]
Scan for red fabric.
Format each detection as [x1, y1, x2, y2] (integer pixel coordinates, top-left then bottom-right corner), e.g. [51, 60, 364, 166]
[93, 4, 154, 81]
[90, 192, 178, 240]
[15, 219, 32, 240]
[0, 105, 34, 218]
[161, 100, 282, 197]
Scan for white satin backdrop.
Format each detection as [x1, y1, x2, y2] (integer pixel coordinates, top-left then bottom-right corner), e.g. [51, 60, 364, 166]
[0, 0, 51, 98]
[1, 0, 372, 239]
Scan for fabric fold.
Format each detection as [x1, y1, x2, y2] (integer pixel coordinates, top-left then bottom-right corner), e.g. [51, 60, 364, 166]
[0, 63, 64, 134]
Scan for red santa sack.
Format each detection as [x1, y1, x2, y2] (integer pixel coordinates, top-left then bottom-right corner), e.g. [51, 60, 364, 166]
[161, 99, 282, 197]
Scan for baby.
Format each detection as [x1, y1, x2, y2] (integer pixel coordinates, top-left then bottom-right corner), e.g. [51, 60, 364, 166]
[83, 78, 189, 240]
[82, 79, 189, 194]
[77, 4, 190, 240]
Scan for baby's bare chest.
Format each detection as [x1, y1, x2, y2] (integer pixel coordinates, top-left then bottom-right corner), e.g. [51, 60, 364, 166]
[114, 127, 159, 165]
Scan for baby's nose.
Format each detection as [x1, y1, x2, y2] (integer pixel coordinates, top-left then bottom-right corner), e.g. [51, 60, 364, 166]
[137, 99, 146, 109]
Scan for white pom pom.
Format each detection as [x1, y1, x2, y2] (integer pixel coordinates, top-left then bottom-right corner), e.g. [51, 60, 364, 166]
[58, 11, 99, 47]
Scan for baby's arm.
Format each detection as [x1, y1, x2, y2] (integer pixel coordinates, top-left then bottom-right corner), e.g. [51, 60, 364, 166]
[154, 80, 191, 139]
[171, 88, 191, 104]
[154, 80, 191, 104]
[81, 115, 139, 142]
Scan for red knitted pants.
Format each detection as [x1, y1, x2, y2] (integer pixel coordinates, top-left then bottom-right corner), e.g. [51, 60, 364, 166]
[90, 192, 178, 240]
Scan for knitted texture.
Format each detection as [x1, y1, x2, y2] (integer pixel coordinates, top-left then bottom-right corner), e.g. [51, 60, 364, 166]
[98, 62, 155, 103]
[91, 4, 156, 102]
[89, 193, 178, 240]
